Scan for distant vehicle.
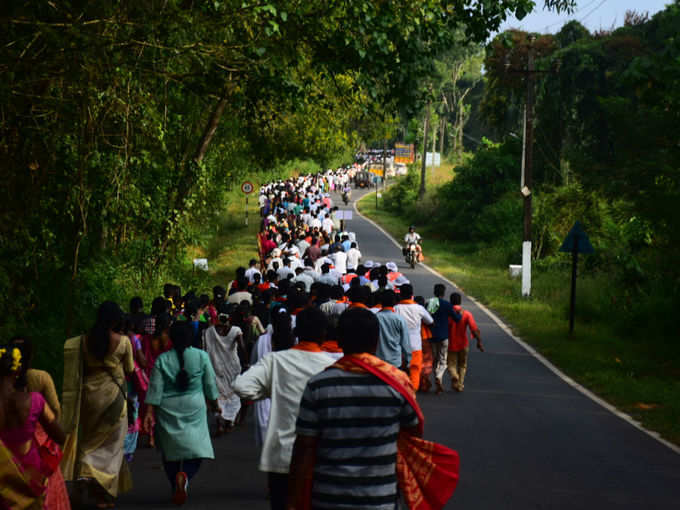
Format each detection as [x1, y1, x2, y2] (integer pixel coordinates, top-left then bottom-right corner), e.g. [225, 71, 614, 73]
[354, 171, 371, 188]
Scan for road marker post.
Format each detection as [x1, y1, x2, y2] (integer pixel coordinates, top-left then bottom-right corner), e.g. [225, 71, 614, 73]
[241, 181, 254, 226]
[559, 221, 594, 335]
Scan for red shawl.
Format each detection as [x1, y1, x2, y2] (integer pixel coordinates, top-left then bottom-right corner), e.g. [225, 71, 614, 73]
[334, 353, 460, 510]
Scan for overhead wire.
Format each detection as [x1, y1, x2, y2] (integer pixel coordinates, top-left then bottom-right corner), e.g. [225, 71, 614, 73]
[580, 0, 608, 24]
[541, 0, 599, 31]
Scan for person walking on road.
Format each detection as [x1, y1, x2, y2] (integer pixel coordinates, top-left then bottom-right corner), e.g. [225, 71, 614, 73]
[10, 336, 71, 510]
[426, 284, 462, 394]
[395, 284, 433, 390]
[232, 308, 334, 510]
[374, 290, 412, 371]
[202, 305, 245, 435]
[143, 322, 219, 505]
[448, 292, 484, 392]
[288, 307, 420, 510]
[61, 302, 134, 509]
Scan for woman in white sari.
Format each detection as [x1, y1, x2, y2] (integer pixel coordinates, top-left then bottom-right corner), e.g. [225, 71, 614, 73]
[202, 306, 244, 435]
[249, 308, 295, 448]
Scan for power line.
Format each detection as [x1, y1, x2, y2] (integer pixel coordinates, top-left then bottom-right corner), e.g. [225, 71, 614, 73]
[580, 0, 608, 24]
[542, 0, 599, 31]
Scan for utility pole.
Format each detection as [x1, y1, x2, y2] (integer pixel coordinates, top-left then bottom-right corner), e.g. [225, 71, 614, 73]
[506, 35, 543, 297]
[419, 101, 430, 199]
[522, 37, 535, 298]
[382, 136, 387, 189]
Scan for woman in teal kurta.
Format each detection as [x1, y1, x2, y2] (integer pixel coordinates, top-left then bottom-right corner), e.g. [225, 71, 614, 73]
[143, 322, 218, 505]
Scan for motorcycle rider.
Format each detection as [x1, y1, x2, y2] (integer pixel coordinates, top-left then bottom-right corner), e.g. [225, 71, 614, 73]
[341, 183, 352, 205]
[404, 225, 423, 263]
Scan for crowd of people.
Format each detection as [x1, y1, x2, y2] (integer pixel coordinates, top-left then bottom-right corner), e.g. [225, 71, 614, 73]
[0, 166, 483, 510]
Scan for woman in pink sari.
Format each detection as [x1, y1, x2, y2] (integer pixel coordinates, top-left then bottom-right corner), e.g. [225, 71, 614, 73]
[10, 336, 71, 510]
[0, 345, 66, 509]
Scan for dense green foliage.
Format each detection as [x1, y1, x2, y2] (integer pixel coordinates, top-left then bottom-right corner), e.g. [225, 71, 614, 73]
[385, 2, 680, 344]
[1, 1, 580, 376]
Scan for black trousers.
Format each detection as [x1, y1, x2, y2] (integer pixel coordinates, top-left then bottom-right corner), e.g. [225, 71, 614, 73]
[267, 472, 289, 510]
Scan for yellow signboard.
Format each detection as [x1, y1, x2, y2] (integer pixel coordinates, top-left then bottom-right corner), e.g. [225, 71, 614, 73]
[395, 143, 414, 164]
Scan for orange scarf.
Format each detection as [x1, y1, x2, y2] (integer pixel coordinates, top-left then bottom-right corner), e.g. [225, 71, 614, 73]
[399, 299, 417, 305]
[321, 340, 343, 353]
[334, 353, 460, 510]
[292, 341, 323, 353]
[348, 302, 368, 309]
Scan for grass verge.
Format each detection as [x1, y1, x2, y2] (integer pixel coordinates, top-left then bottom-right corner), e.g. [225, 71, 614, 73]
[358, 187, 680, 447]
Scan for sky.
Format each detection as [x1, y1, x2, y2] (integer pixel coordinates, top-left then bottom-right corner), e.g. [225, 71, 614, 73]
[495, 0, 672, 35]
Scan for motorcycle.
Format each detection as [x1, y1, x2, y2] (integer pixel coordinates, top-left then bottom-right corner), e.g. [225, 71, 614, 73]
[342, 191, 350, 205]
[404, 242, 418, 269]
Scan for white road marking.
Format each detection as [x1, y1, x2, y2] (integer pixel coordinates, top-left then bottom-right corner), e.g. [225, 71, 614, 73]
[353, 194, 680, 455]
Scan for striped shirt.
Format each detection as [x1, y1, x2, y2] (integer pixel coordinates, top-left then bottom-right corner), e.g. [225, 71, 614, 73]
[296, 367, 418, 509]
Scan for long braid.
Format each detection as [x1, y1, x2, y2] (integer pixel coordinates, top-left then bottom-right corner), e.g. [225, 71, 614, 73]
[170, 322, 191, 391]
[272, 309, 294, 351]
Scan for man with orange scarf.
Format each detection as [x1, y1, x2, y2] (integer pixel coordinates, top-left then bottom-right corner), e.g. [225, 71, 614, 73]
[288, 308, 459, 510]
[395, 284, 434, 390]
[233, 308, 335, 510]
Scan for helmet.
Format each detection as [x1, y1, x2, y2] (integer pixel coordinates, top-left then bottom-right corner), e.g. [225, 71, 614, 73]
[409, 225, 415, 231]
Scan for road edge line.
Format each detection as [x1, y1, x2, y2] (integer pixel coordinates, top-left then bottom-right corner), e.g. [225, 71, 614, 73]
[353, 194, 680, 456]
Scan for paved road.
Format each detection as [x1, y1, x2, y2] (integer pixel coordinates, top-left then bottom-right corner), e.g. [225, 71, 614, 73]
[120, 188, 680, 509]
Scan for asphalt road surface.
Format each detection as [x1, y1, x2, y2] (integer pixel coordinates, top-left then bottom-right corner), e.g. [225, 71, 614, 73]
[119, 187, 680, 509]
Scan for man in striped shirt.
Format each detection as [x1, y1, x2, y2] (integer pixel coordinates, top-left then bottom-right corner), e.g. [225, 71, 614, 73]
[288, 308, 419, 510]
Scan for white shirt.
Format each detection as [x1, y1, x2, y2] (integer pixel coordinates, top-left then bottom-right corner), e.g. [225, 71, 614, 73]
[267, 257, 283, 272]
[404, 232, 421, 245]
[297, 239, 310, 254]
[232, 349, 334, 473]
[245, 266, 261, 283]
[318, 273, 338, 286]
[284, 245, 301, 258]
[227, 291, 253, 305]
[310, 218, 322, 230]
[322, 217, 334, 234]
[346, 247, 362, 270]
[277, 266, 295, 281]
[395, 302, 433, 351]
[289, 257, 303, 271]
[332, 251, 347, 275]
[293, 272, 315, 292]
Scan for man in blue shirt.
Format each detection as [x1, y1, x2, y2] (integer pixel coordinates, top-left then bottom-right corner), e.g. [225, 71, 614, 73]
[375, 291, 412, 370]
[427, 283, 462, 394]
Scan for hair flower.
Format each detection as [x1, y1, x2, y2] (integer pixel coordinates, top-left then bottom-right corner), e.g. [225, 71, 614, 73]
[11, 348, 22, 372]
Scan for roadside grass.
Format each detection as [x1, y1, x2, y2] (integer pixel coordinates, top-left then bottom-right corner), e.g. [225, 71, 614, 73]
[188, 185, 264, 288]
[358, 190, 680, 446]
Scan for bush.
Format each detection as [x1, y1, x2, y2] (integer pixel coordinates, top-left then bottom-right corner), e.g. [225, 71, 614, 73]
[436, 138, 521, 241]
[384, 164, 420, 213]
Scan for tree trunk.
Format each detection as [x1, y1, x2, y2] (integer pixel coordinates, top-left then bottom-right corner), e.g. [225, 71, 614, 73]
[439, 117, 445, 158]
[419, 103, 430, 200]
[156, 90, 230, 264]
[458, 102, 464, 149]
[431, 116, 437, 168]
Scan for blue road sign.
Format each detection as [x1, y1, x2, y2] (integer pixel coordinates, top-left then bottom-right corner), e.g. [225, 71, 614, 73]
[559, 221, 594, 254]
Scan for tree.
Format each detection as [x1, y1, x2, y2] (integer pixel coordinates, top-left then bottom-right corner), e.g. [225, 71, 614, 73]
[0, 0, 578, 336]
